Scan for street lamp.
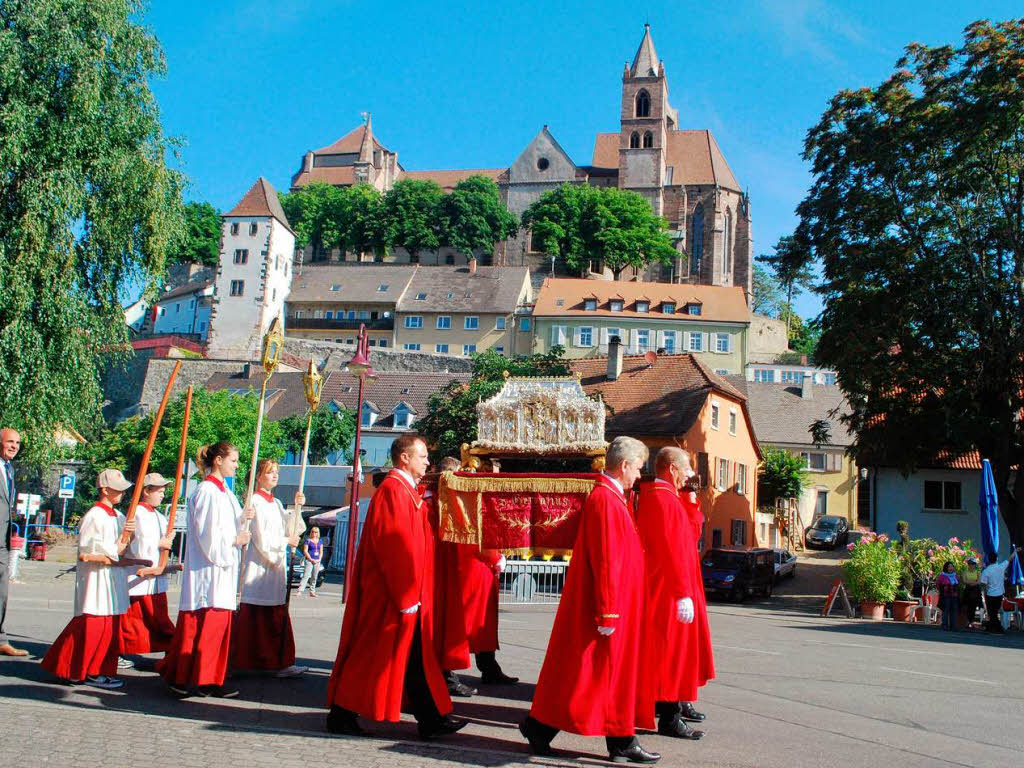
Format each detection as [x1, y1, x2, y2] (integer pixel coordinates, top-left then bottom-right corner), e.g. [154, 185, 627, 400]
[343, 324, 376, 602]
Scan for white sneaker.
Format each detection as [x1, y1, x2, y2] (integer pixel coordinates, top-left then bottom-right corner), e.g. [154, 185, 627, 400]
[274, 665, 308, 678]
[117, 656, 135, 670]
[85, 675, 125, 690]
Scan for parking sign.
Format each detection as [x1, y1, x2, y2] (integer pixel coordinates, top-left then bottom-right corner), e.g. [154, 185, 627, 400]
[58, 472, 76, 499]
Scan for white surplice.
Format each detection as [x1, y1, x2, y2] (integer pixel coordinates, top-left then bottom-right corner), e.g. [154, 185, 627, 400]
[126, 503, 170, 597]
[75, 504, 129, 617]
[240, 491, 289, 606]
[180, 478, 243, 612]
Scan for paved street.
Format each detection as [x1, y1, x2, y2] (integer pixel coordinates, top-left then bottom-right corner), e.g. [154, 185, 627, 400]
[3, 558, 1023, 767]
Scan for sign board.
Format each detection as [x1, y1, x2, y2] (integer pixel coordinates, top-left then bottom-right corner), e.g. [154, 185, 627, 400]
[171, 505, 188, 532]
[821, 578, 855, 618]
[58, 472, 76, 499]
[16, 493, 41, 514]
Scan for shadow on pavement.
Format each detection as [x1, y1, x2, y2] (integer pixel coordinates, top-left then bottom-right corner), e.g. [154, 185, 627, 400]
[793, 618, 1024, 648]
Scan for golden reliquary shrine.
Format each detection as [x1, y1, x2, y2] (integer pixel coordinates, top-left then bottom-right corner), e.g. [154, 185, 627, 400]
[436, 375, 609, 555]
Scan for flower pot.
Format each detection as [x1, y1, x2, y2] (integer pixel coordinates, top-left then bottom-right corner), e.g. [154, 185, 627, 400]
[892, 600, 916, 622]
[860, 600, 886, 620]
[916, 604, 935, 623]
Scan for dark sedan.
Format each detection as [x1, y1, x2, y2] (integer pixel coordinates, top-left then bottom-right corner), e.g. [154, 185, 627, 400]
[804, 515, 850, 550]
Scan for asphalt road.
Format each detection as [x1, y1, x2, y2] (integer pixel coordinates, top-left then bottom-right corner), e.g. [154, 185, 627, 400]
[2, 557, 1022, 767]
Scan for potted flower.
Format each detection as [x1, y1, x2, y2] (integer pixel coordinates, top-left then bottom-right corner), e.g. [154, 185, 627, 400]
[892, 587, 916, 622]
[843, 533, 900, 619]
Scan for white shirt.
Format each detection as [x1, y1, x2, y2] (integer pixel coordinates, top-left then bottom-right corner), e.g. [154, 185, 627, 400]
[75, 504, 129, 617]
[126, 504, 170, 596]
[240, 491, 289, 606]
[980, 560, 1009, 597]
[602, 473, 625, 497]
[393, 468, 418, 490]
[180, 477, 243, 612]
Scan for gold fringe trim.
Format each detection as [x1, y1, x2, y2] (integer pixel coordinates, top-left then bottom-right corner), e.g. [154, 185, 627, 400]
[441, 472, 597, 495]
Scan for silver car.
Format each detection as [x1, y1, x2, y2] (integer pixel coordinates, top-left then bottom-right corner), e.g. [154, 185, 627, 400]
[772, 548, 797, 582]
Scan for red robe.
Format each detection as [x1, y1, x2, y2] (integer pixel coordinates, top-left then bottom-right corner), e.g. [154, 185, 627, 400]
[679, 489, 715, 696]
[462, 547, 500, 654]
[637, 479, 710, 704]
[530, 476, 654, 736]
[327, 472, 453, 721]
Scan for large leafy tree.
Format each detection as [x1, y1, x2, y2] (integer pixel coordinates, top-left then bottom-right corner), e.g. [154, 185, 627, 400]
[523, 184, 677, 278]
[279, 182, 346, 257]
[0, 0, 185, 466]
[380, 178, 444, 260]
[172, 201, 220, 266]
[752, 263, 784, 317]
[415, 348, 570, 461]
[794, 19, 1024, 541]
[279, 406, 356, 465]
[756, 234, 816, 335]
[440, 176, 518, 261]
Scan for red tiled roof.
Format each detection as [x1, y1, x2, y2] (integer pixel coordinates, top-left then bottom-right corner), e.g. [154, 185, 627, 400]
[290, 165, 358, 188]
[312, 125, 387, 155]
[225, 177, 294, 234]
[402, 168, 506, 192]
[591, 130, 741, 191]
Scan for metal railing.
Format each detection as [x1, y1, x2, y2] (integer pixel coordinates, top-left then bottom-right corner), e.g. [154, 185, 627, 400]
[498, 558, 570, 605]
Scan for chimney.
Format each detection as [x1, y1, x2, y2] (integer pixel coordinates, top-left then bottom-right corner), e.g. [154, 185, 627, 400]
[303, 151, 313, 172]
[468, 257, 478, 275]
[607, 336, 624, 381]
[801, 372, 813, 400]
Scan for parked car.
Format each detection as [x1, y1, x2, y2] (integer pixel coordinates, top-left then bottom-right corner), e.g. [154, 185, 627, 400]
[804, 515, 850, 549]
[288, 558, 326, 590]
[772, 548, 797, 582]
[701, 547, 775, 601]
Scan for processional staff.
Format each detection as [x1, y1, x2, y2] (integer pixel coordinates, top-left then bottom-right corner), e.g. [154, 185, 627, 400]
[157, 385, 192, 575]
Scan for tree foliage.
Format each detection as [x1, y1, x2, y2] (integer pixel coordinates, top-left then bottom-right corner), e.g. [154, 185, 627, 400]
[440, 176, 518, 260]
[757, 446, 808, 508]
[279, 406, 356, 465]
[752, 263, 784, 316]
[794, 19, 1024, 540]
[0, 0, 185, 466]
[380, 178, 444, 258]
[171, 201, 220, 266]
[415, 347, 570, 461]
[522, 184, 677, 278]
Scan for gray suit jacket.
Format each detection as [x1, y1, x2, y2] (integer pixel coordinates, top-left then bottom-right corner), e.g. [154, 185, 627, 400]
[0, 462, 13, 552]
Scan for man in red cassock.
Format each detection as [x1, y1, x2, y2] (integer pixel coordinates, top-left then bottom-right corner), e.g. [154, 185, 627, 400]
[677, 479, 715, 723]
[521, 436, 660, 765]
[326, 434, 466, 740]
[636, 446, 708, 739]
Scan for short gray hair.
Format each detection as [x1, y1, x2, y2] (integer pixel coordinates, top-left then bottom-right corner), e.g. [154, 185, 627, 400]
[606, 436, 649, 471]
[655, 446, 690, 473]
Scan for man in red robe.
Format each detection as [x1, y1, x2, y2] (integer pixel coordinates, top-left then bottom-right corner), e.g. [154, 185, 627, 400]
[326, 434, 465, 740]
[678, 482, 715, 723]
[521, 436, 660, 765]
[636, 447, 708, 739]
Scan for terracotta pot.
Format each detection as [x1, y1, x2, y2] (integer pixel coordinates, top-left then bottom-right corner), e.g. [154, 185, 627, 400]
[860, 600, 886, 620]
[892, 600, 916, 622]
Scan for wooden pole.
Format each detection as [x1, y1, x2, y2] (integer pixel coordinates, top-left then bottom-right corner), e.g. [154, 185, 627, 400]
[124, 361, 182, 524]
[343, 370, 366, 603]
[158, 385, 192, 574]
[237, 374, 271, 603]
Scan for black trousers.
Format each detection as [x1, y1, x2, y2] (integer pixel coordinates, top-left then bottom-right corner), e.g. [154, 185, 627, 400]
[655, 701, 681, 723]
[526, 716, 637, 752]
[985, 594, 1005, 632]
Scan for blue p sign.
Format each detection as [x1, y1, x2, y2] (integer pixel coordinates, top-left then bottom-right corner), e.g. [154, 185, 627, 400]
[58, 473, 76, 499]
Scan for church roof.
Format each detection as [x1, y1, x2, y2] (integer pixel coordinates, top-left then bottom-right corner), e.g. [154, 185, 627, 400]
[312, 123, 388, 155]
[224, 177, 294, 234]
[590, 129, 742, 191]
[630, 24, 660, 77]
[402, 168, 506, 192]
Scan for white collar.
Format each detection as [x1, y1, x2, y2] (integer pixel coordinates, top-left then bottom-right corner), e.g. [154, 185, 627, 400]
[654, 478, 677, 490]
[602, 473, 624, 496]
[393, 468, 418, 489]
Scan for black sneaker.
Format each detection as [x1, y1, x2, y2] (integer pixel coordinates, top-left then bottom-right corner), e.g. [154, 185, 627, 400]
[444, 671, 477, 697]
[198, 684, 239, 699]
[167, 683, 192, 698]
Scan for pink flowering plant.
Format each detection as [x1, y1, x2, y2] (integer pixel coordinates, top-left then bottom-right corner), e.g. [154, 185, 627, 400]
[903, 537, 981, 592]
[843, 533, 901, 603]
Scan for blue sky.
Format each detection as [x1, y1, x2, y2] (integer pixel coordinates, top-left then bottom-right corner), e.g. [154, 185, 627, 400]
[145, 0, 1021, 319]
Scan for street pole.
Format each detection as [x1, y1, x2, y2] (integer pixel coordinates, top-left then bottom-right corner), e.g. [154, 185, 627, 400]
[60, 498, 67, 528]
[342, 324, 374, 604]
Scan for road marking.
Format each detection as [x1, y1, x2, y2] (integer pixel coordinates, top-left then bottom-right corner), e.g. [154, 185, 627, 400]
[878, 646, 954, 657]
[717, 644, 782, 655]
[879, 667, 996, 685]
[804, 639, 954, 657]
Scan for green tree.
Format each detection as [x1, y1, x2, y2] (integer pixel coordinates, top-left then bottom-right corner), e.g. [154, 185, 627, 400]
[172, 201, 221, 266]
[279, 406, 356, 465]
[795, 19, 1024, 541]
[757, 446, 808, 508]
[781, 311, 822, 358]
[380, 179, 444, 260]
[522, 184, 677, 279]
[415, 348, 570, 461]
[0, 0, 185, 466]
[440, 176, 518, 261]
[78, 389, 285, 506]
[752, 263, 784, 317]
[279, 182, 345, 257]
[756, 234, 816, 336]
[338, 183, 385, 258]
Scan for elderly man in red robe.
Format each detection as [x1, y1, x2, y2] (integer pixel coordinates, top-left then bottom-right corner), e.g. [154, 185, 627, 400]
[520, 436, 659, 765]
[636, 446, 708, 739]
[326, 434, 465, 740]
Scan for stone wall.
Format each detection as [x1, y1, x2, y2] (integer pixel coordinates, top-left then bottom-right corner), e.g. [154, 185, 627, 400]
[748, 314, 790, 361]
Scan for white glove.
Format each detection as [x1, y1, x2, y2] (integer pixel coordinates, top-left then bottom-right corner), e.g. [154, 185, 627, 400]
[399, 603, 420, 614]
[676, 597, 694, 624]
[495, 554, 507, 573]
[597, 625, 615, 636]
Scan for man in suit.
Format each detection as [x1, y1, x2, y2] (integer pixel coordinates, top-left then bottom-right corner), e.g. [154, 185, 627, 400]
[0, 427, 28, 656]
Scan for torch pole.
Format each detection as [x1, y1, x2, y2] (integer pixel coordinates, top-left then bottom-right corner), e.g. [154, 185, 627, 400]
[343, 371, 366, 603]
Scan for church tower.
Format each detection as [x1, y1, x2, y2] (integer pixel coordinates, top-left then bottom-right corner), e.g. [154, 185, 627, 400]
[618, 24, 678, 216]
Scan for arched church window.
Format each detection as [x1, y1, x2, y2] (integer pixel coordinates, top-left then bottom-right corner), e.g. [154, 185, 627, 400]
[629, 132, 640, 149]
[691, 204, 704, 276]
[636, 90, 651, 118]
[643, 131, 654, 148]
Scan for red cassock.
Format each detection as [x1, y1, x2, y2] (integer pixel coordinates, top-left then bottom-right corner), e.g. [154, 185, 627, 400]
[462, 547, 500, 654]
[678, 489, 715, 696]
[636, 480, 713, 704]
[119, 593, 176, 654]
[326, 472, 453, 721]
[41, 615, 120, 680]
[530, 477, 654, 736]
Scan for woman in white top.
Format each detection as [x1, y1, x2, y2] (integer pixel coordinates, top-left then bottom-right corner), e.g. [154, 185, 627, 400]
[157, 442, 252, 698]
[231, 459, 305, 676]
[42, 469, 146, 689]
[119, 473, 181, 658]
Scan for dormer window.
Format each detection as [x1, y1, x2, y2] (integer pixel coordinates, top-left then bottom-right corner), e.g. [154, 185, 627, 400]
[361, 402, 379, 427]
[416, 293, 427, 300]
[609, 299, 624, 312]
[584, 298, 598, 311]
[662, 302, 676, 314]
[377, 284, 389, 292]
[330, 285, 341, 291]
[393, 404, 412, 429]
[686, 303, 702, 316]
[636, 301, 650, 313]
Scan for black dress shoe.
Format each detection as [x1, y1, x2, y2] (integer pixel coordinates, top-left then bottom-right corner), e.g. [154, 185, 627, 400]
[480, 670, 519, 685]
[418, 715, 467, 740]
[445, 672, 477, 697]
[680, 702, 706, 722]
[197, 684, 239, 699]
[519, 720, 555, 757]
[609, 743, 661, 764]
[658, 717, 704, 740]
[326, 707, 366, 736]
